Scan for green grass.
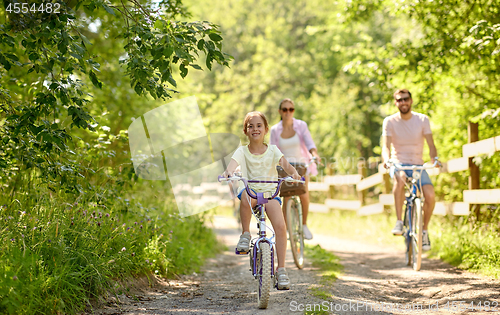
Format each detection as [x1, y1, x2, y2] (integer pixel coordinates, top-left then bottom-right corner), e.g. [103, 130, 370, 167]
[303, 244, 344, 315]
[0, 182, 221, 314]
[307, 209, 402, 248]
[429, 218, 500, 278]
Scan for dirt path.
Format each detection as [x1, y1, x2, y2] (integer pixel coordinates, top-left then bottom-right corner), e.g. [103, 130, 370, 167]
[89, 215, 500, 315]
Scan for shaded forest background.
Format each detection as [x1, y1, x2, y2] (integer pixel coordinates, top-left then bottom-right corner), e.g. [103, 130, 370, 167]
[178, 0, 500, 207]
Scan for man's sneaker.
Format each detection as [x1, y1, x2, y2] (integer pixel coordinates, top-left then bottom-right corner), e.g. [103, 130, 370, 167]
[275, 268, 290, 290]
[303, 225, 313, 240]
[422, 231, 431, 251]
[392, 220, 404, 235]
[236, 232, 251, 253]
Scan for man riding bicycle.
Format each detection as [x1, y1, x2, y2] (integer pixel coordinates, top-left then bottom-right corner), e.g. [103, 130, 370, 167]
[382, 89, 440, 251]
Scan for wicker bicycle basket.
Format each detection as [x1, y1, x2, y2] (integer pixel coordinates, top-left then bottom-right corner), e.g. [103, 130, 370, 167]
[276, 162, 307, 197]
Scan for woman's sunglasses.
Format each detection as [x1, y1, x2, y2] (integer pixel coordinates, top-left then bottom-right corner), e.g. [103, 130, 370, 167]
[281, 108, 295, 113]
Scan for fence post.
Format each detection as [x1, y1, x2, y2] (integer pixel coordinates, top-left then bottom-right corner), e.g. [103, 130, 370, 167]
[326, 163, 335, 199]
[357, 160, 367, 205]
[383, 171, 392, 214]
[468, 121, 480, 219]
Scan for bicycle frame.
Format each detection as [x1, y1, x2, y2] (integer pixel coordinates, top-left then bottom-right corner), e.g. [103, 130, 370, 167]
[392, 160, 439, 210]
[390, 160, 439, 270]
[218, 175, 304, 276]
[396, 161, 438, 221]
[403, 176, 421, 246]
[218, 174, 304, 308]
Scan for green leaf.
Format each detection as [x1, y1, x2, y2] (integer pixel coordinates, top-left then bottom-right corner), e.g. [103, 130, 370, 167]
[164, 46, 174, 57]
[29, 53, 39, 62]
[102, 4, 116, 15]
[89, 70, 102, 89]
[134, 83, 143, 95]
[5, 54, 19, 62]
[174, 48, 186, 59]
[80, 34, 92, 47]
[0, 55, 11, 70]
[166, 74, 176, 87]
[205, 53, 213, 71]
[180, 64, 188, 78]
[161, 68, 171, 81]
[208, 33, 223, 42]
[28, 124, 43, 135]
[154, 19, 166, 29]
[70, 53, 82, 60]
[197, 39, 205, 50]
[72, 42, 85, 56]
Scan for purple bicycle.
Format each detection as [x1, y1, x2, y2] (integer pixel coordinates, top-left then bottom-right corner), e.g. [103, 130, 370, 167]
[218, 174, 304, 309]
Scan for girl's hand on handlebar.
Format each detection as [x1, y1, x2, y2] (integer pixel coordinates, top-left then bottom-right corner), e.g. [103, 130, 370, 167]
[221, 170, 232, 179]
[292, 172, 301, 181]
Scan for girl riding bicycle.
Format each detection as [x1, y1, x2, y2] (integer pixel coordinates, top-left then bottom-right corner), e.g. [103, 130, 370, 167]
[221, 111, 301, 290]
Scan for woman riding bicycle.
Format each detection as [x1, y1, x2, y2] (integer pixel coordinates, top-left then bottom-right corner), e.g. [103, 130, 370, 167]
[221, 111, 300, 290]
[270, 98, 321, 240]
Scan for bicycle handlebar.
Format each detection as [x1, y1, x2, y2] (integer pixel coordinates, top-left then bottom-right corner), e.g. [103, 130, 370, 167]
[305, 156, 318, 168]
[387, 159, 441, 171]
[218, 175, 305, 200]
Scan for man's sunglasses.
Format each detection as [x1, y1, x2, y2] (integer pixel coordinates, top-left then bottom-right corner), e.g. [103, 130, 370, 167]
[281, 108, 295, 113]
[396, 97, 411, 103]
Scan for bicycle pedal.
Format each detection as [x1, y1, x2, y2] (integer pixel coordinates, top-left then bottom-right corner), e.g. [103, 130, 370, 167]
[235, 248, 249, 255]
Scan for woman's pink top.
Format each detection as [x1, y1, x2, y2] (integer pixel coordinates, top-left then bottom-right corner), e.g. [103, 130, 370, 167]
[270, 118, 318, 176]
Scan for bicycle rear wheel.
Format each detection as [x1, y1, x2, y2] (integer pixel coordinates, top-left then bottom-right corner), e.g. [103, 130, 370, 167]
[286, 197, 304, 269]
[256, 242, 271, 309]
[411, 198, 423, 271]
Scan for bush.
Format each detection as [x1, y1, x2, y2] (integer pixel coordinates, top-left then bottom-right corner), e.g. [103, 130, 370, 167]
[0, 183, 219, 314]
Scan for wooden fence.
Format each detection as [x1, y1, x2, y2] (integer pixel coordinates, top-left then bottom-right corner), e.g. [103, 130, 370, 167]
[309, 122, 500, 216]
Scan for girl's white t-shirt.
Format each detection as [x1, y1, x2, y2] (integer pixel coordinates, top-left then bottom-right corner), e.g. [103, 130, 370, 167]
[279, 134, 302, 163]
[231, 144, 283, 193]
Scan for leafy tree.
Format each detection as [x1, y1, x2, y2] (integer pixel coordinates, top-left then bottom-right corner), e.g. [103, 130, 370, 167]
[342, 0, 500, 222]
[178, 0, 397, 175]
[0, 1, 231, 313]
[0, 0, 231, 198]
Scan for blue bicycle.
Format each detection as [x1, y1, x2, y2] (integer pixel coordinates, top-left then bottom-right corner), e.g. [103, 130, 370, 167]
[388, 160, 439, 271]
[218, 174, 304, 308]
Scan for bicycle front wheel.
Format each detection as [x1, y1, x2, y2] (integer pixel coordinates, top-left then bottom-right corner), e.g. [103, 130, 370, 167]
[256, 242, 271, 309]
[286, 197, 304, 269]
[411, 198, 423, 271]
[403, 203, 412, 266]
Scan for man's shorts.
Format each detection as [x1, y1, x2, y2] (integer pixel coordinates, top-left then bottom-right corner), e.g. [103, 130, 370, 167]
[390, 163, 433, 187]
[237, 188, 282, 205]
